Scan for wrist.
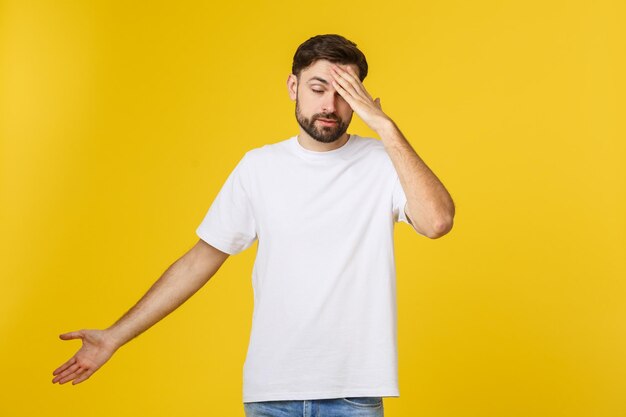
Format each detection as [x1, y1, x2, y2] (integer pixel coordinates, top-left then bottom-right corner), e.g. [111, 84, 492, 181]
[373, 117, 396, 137]
[103, 326, 127, 351]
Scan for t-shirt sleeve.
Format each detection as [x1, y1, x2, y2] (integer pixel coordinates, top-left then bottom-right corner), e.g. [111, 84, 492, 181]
[195, 153, 258, 255]
[391, 172, 410, 225]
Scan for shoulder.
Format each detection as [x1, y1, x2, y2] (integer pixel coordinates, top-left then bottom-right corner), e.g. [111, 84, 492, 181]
[352, 135, 386, 151]
[240, 136, 295, 168]
[350, 134, 394, 164]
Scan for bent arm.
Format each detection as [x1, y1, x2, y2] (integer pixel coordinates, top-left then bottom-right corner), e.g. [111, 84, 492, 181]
[106, 238, 229, 348]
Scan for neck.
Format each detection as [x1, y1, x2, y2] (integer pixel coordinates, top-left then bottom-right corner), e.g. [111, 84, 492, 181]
[296, 131, 350, 152]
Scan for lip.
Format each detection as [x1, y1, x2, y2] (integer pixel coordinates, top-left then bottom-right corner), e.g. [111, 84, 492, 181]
[317, 119, 338, 125]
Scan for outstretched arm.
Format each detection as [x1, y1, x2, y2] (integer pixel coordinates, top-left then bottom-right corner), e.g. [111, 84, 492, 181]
[52, 238, 229, 385]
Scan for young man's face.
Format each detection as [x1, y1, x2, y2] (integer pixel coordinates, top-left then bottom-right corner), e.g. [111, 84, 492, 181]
[287, 59, 358, 143]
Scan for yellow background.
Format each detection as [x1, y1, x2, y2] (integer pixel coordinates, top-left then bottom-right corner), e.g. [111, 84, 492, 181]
[1, 1, 624, 416]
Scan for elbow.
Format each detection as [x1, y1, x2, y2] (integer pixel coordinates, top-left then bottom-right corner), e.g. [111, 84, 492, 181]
[427, 200, 455, 239]
[407, 199, 455, 239]
[426, 215, 454, 239]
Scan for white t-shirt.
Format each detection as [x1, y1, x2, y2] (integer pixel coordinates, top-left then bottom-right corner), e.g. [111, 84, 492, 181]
[196, 133, 414, 403]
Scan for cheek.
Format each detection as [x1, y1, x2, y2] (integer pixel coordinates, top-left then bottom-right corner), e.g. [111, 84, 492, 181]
[302, 91, 320, 104]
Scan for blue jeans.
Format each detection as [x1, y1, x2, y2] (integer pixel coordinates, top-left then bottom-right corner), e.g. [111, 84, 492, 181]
[243, 397, 384, 417]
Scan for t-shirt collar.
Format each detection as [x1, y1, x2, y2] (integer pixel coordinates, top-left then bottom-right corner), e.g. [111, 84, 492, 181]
[291, 134, 355, 160]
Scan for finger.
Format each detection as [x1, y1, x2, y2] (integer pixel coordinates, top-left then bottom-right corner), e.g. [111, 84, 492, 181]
[52, 362, 80, 383]
[344, 64, 358, 78]
[330, 79, 355, 108]
[72, 369, 94, 385]
[332, 66, 372, 101]
[345, 65, 369, 90]
[53, 356, 76, 375]
[57, 367, 87, 385]
[59, 331, 83, 340]
[330, 67, 361, 99]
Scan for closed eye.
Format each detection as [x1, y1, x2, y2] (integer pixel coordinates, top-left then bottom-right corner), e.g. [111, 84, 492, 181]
[312, 89, 324, 93]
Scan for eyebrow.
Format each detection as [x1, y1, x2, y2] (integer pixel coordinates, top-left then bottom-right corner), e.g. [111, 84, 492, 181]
[307, 76, 329, 85]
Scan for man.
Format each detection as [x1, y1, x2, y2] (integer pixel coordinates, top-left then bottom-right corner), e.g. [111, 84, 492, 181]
[52, 34, 455, 417]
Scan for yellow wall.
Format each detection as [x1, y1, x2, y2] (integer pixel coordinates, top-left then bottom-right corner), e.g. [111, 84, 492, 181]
[1, 1, 624, 416]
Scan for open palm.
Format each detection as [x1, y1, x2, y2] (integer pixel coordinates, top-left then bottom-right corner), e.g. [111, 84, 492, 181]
[52, 329, 117, 385]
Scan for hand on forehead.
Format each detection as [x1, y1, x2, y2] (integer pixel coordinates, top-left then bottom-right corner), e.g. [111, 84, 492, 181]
[302, 59, 359, 80]
[325, 61, 359, 77]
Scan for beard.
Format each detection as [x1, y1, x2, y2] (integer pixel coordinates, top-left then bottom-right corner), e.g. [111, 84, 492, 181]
[295, 96, 350, 144]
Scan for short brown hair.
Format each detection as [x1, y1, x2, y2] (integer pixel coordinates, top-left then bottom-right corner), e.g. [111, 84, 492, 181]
[292, 34, 368, 82]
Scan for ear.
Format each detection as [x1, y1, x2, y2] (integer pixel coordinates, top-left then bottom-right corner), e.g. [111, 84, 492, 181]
[287, 74, 298, 101]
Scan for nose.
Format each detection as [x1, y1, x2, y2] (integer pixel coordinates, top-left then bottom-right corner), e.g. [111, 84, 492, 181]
[321, 92, 337, 113]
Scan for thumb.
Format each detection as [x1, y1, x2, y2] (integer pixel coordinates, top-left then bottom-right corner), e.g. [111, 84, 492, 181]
[59, 330, 83, 340]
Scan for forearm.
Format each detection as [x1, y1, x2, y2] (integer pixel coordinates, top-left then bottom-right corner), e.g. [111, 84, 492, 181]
[377, 119, 455, 237]
[104, 240, 228, 349]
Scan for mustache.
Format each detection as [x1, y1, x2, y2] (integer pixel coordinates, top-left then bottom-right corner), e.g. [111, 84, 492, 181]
[314, 114, 340, 121]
